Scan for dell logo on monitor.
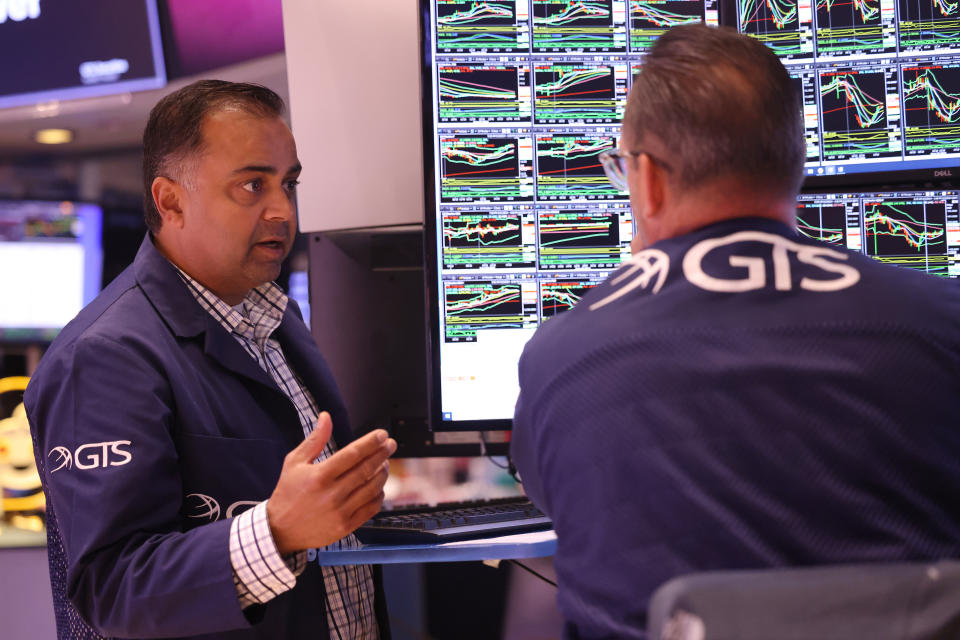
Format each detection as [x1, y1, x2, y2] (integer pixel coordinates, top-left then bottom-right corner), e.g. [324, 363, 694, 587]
[0, 0, 40, 24]
[934, 170, 953, 177]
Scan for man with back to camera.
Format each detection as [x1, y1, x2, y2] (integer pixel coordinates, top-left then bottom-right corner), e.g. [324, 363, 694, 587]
[25, 80, 397, 639]
[511, 24, 960, 639]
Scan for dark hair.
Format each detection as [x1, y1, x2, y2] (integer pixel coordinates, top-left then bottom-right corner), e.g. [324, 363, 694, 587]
[623, 24, 805, 197]
[141, 80, 286, 233]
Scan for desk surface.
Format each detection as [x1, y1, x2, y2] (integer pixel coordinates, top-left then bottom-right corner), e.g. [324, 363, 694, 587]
[317, 530, 557, 565]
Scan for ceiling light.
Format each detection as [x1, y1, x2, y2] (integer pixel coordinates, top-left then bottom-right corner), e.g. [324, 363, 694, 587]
[35, 128, 73, 144]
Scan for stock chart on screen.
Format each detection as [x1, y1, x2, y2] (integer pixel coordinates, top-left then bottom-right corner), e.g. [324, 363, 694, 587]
[630, 0, 720, 49]
[533, 57, 629, 122]
[532, 0, 629, 51]
[796, 189, 960, 276]
[425, 0, 960, 425]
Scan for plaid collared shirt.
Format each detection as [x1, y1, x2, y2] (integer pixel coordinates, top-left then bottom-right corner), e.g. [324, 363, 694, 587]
[176, 268, 378, 640]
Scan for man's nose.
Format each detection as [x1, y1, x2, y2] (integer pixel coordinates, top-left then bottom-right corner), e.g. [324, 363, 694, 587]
[264, 188, 295, 222]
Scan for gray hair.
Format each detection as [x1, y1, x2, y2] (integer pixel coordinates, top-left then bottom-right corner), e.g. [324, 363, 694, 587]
[623, 24, 805, 197]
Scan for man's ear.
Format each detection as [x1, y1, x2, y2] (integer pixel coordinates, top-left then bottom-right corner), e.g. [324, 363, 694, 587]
[636, 153, 666, 221]
[151, 177, 186, 230]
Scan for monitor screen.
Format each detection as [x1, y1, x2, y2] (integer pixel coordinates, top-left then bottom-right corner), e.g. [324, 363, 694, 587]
[798, 187, 960, 275]
[727, 0, 960, 180]
[0, 0, 165, 109]
[0, 201, 103, 342]
[422, 1, 960, 431]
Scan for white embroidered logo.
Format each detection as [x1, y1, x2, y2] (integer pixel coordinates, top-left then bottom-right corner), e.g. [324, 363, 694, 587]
[48, 441, 132, 473]
[225, 501, 259, 519]
[682, 231, 860, 293]
[184, 495, 259, 521]
[185, 493, 221, 521]
[589, 248, 670, 311]
[48, 446, 72, 473]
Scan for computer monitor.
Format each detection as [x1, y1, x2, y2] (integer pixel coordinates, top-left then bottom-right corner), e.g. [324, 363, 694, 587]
[0, 201, 103, 342]
[421, 0, 960, 432]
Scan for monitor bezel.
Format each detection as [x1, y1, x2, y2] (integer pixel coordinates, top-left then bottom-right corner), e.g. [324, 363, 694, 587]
[802, 164, 960, 192]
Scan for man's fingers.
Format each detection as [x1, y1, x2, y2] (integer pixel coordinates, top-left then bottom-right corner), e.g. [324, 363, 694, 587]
[286, 411, 334, 465]
[319, 429, 392, 478]
[332, 443, 394, 500]
[343, 463, 389, 514]
[348, 492, 386, 532]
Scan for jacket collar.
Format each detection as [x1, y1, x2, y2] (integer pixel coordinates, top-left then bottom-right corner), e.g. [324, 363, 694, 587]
[133, 234, 353, 446]
[133, 234, 282, 393]
[133, 234, 208, 339]
[665, 216, 797, 249]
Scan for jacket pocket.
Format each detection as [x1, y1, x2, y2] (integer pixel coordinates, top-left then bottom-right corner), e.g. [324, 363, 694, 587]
[176, 433, 289, 525]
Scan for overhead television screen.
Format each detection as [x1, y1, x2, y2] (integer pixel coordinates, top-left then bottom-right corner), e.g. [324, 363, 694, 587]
[422, 0, 960, 431]
[0, 0, 165, 109]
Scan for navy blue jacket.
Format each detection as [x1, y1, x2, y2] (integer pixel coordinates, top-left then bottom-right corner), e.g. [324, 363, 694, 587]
[25, 236, 388, 639]
[512, 217, 960, 639]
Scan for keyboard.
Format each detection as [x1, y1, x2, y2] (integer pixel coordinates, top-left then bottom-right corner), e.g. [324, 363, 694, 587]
[355, 496, 552, 544]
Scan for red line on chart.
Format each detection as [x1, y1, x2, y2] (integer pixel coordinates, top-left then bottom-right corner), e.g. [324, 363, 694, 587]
[538, 162, 604, 175]
[545, 89, 610, 97]
[445, 166, 517, 177]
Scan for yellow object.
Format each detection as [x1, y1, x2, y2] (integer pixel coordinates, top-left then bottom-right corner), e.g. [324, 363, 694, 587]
[0, 377, 44, 516]
[4, 494, 44, 512]
[9, 514, 43, 532]
[0, 377, 29, 395]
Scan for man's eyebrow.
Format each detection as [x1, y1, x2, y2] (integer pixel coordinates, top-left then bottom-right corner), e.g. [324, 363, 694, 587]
[231, 162, 303, 176]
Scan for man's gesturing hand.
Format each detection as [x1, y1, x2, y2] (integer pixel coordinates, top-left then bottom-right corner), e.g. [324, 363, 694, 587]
[267, 411, 397, 554]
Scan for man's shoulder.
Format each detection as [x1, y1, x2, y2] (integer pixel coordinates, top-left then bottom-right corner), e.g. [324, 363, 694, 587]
[601, 217, 959, 323]
[32, 267, 169, 380]
[821, 240, 960, 328]
[519, 218, 960, 386]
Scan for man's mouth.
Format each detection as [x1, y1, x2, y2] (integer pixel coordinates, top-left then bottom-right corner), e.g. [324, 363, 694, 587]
[257, 240, 285, 250]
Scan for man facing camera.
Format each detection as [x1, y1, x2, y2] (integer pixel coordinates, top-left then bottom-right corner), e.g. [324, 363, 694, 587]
[26, 81, 396, 639]
[511, 24, 960, 640]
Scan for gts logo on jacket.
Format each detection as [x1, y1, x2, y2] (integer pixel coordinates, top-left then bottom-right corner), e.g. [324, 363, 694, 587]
[48, 441, 132, 473]
[682, 231, 860, 293]
[590, 231, 861, 311]
[184, 494, 259, 521]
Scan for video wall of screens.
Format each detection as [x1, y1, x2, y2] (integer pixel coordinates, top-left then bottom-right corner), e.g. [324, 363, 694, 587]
[423, 0, 960, 429]
[431, 0, 960, 176]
